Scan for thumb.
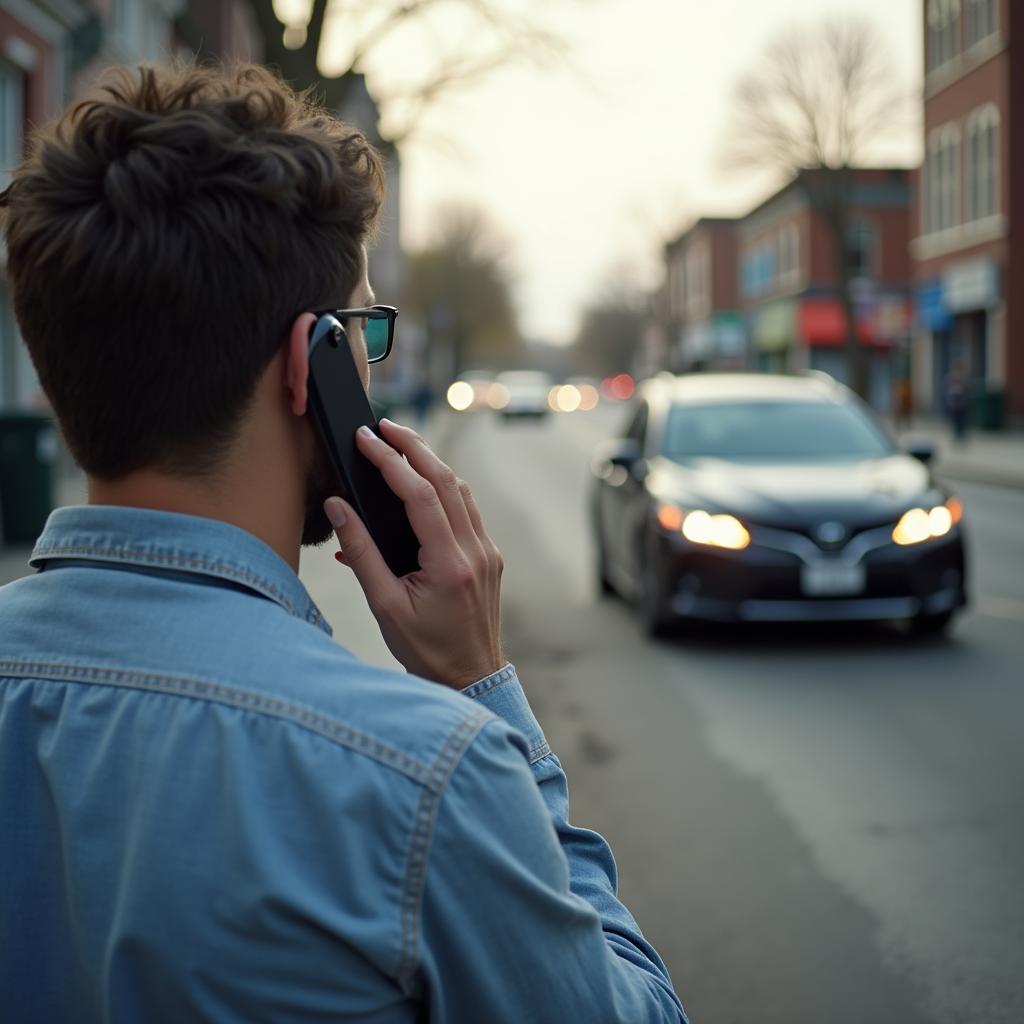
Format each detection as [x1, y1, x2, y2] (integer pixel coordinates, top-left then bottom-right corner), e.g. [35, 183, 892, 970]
[323, 497, 398, 603]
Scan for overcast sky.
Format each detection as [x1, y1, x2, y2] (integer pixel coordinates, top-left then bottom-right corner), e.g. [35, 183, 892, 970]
[316, 0, 924, 343]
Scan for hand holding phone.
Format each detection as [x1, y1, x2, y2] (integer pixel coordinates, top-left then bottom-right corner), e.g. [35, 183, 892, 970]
[324, 419, 506, 690]
[307, 315, 420, 577]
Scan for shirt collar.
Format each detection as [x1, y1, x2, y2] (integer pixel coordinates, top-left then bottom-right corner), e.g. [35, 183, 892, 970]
[30, 505, 332, 636]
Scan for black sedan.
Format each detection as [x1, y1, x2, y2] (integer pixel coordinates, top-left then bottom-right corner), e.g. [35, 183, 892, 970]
[591, 373, 967, 636]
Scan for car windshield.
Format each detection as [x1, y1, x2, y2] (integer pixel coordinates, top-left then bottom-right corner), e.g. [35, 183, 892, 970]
[662, 400, 895, 461]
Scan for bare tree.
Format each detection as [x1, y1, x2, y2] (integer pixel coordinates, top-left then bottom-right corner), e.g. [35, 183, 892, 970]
[405, 205, 523, 374]
[571, 272, 650, 378]
[243, 0, 565, 141]
[724, 17, 913, 399]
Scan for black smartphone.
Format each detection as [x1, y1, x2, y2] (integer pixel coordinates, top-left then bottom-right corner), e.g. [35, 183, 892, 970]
[307, 314, 420, 577]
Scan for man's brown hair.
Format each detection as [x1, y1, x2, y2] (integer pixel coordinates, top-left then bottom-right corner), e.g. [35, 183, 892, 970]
[0, 61, 384, 479]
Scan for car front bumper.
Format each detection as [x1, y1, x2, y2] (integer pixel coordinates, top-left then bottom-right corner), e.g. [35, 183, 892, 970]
[657, 525, 966, 624]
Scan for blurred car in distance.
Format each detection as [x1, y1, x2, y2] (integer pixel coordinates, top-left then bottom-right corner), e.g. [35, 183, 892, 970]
[591, 373, 967, 637]
[549, 377, 601, 413]
[491, 370, 553, 418]
[600, 374, 635, 402]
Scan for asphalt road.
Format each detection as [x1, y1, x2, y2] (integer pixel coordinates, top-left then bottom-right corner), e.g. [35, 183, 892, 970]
[430, 405, 1024, 1024]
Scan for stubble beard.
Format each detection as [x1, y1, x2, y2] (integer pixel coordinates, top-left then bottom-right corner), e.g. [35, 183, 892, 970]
[300, 433, 345, 548]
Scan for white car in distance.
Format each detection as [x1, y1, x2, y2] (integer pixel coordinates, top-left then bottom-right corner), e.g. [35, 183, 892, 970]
[490, 371, 553, 419]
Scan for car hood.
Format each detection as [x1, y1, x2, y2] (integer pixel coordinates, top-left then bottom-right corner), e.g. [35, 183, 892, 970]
[649, 453, 935, 531]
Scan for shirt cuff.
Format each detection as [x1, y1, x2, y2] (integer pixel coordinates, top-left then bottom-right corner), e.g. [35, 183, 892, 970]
[460, 664, 551, 764]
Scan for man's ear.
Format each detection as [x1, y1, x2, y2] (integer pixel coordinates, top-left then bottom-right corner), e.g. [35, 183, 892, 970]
[285, 313, 317, 417]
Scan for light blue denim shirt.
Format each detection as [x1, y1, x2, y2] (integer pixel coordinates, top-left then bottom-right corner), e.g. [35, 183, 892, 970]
[0, 506, 685, 1023]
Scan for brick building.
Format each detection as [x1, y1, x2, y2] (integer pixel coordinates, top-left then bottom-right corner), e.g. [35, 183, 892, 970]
[663, 218, 743, 372]
[911, 0, 1021, 425]
[738, 168, 913, 411]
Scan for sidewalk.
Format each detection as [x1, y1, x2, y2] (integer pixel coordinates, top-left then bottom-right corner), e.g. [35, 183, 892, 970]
[892, 418, 1024, 490]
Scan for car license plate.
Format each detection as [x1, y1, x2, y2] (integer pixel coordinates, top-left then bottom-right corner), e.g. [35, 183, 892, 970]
[801, 563, 866, 596]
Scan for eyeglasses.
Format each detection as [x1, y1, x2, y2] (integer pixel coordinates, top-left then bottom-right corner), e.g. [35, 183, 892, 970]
[312, 304, 398, 363]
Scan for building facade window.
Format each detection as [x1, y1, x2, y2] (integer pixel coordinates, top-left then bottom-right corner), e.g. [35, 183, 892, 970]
[845, 220, 875, 279]
[965, 106, 999, 221]
[926, 0, 961, 72]
[741, 242, 777, 298]
[667, 254, 684, 321]
[925, 125, 960, 234]
[0, 62, 24, 191]
[778, 224, 799, 282]
[684, 243, 710, 321]
[964, 0, 997, 48]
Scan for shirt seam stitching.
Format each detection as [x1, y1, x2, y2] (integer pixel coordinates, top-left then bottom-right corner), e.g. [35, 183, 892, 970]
[0, 661, 436, 787]
[30, 544, 314, 621]
[395, 707, 492, 985]
[528, 740, 552, 763]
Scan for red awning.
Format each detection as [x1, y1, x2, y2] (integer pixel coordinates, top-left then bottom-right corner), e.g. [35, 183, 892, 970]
[799, 298, 889, 347]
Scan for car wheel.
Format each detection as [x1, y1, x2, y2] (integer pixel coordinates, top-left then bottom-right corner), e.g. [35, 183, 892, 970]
[638, 556, 675, 639]
[908, 610, 953, 636]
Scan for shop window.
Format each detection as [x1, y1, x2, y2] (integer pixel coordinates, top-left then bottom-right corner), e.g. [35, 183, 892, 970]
[926, 0, 960, 72]
[965, 0, 997, 48]
[965, 106, 999, 221]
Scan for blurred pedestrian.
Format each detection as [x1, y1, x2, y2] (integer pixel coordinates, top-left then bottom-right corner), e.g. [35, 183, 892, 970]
[0, 61, 686, 1023]
[944, 363, 969, 444]
[411, 377, 436, 425]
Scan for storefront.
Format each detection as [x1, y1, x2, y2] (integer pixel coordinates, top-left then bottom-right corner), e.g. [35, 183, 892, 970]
[798, 296, 906, 411]
[751, 300, 796, 374]
[682, 312, 747, 370]
[915, 259, 1003, 420]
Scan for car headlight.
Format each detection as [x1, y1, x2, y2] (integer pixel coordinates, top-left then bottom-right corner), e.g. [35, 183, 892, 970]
[892, 497, 963, 546]
[657, 503, 750, 551]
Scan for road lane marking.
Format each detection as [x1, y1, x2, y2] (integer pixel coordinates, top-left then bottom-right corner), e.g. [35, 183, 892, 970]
[975, 595, 1024, 623]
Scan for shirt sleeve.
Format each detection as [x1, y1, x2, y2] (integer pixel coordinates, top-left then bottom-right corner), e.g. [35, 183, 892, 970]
[413, 665, 687, 1023]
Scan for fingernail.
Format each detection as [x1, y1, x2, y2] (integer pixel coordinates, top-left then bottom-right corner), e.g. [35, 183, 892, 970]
[324, 498, 347, 528]
[357, 425, 376, 440]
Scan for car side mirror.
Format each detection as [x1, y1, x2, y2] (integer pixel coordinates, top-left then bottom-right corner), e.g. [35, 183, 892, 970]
[607, 439, 642, 469]
[904, 440, 935, 465]
[592, 438, 642, 480]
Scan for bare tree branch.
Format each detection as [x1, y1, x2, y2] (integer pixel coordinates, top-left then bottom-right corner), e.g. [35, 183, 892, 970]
[721, 16, 907, 176]
[243, 0, 569, 138]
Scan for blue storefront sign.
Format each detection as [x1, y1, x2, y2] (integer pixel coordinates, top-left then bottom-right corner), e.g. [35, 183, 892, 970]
[916, 280, 951, 331]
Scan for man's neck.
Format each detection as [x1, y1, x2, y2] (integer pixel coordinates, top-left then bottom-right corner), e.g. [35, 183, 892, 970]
[87, 471, 303, 573]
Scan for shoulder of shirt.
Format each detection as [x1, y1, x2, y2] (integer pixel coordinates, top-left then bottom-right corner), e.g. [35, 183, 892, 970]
[0, 568, 518, 793]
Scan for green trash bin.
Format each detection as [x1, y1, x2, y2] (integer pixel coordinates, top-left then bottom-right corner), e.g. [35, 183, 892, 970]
[0, 413, 58, 544]
[971, 389, 1005, 431]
